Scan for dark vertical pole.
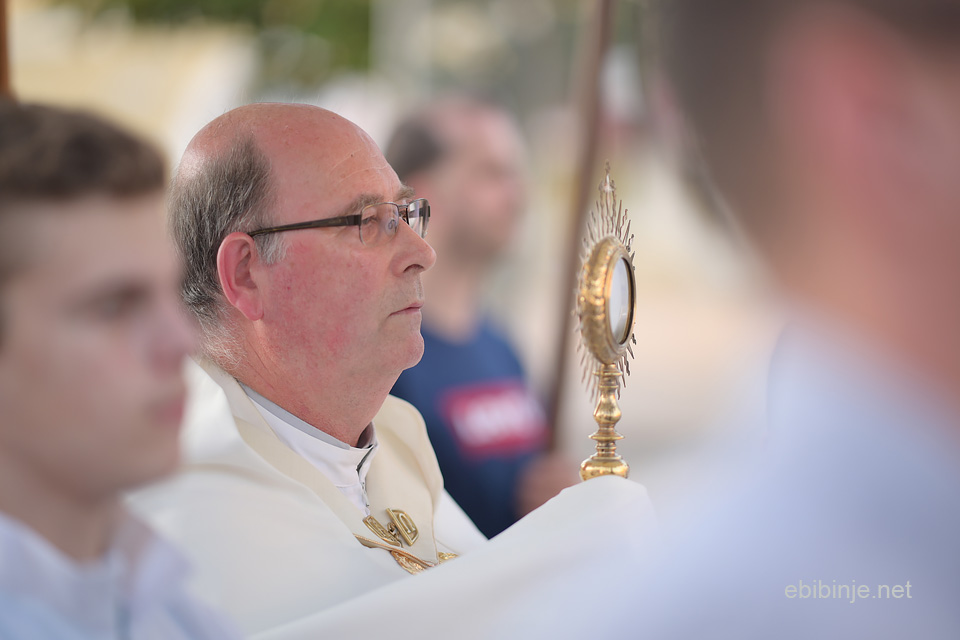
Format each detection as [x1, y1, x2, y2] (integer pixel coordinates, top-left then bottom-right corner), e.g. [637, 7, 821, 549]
[547, 0, 616, 442]
[0, 0, 10, 98]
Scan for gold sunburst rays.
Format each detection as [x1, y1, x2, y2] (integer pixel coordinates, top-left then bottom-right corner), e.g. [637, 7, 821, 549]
[575, 163, 637, 402]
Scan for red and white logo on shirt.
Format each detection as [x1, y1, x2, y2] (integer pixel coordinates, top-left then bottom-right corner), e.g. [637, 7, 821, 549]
[439, 380, 549, 457]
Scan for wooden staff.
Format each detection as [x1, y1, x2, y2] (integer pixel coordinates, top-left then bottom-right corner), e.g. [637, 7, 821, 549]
[547, 0, 616, 441]
[0, 0, 10, 98]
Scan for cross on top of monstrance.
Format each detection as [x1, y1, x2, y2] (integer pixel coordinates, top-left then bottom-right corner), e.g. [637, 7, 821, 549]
[575, 163, 637, 481]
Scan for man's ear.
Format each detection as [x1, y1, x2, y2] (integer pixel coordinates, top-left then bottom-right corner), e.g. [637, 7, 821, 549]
[217, 232, 264, 321]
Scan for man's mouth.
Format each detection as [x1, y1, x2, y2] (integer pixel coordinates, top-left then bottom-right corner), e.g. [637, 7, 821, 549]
[392, 301, 424, 315]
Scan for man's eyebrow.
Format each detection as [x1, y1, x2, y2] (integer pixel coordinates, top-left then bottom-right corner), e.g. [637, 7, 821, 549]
[335, 193, 383, 218]
[335, 186, 417, 218]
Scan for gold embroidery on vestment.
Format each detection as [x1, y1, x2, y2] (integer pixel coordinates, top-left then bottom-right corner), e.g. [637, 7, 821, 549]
[363, 516, 401, 547]
[386, 508, 420, 546]
[354, 535, 437, 575]
[390, 551, 431, 574]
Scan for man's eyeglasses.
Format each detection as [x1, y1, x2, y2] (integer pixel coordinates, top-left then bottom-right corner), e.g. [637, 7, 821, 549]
[248, 198, 430, 247]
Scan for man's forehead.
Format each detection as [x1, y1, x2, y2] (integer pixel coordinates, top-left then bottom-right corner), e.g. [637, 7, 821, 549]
[335, 185, 417, 217]
[267, 123, 390, 184]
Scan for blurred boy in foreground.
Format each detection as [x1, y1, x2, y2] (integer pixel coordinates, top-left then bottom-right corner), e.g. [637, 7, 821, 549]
[0, 101, 237, 639]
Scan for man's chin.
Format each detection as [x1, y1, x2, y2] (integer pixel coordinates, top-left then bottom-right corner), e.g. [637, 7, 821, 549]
[375, 329, 425, 377]
[399, 333, 426, 370]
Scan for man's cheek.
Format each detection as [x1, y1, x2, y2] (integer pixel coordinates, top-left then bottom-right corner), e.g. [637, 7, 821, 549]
[318, 324, 352, 361]
[319, 299, 375, 359]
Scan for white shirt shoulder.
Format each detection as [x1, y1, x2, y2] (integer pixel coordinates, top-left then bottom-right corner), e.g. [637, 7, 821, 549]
[0, 511, 239, 640]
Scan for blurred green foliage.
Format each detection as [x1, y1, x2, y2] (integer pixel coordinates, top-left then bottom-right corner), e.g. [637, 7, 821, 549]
[53, 0, 372, 88]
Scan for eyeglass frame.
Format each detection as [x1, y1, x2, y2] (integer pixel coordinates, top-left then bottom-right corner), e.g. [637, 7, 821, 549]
[246, 198, 430, 244]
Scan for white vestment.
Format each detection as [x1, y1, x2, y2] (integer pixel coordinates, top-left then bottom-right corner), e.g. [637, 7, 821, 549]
[131, 359, 659, 638]
[131, 359, 485, 634]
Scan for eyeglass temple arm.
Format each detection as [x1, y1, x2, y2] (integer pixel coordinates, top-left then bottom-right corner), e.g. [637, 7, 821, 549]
[247, 214, 362, 237]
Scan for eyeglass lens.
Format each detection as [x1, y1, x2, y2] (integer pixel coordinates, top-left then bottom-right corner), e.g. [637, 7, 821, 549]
[359, 199, 429, 246]
[403, 199, 429, 239]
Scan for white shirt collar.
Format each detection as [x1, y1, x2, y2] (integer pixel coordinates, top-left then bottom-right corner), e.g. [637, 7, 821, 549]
[0, 510, 191, 636]
[242, 384, 379, 516]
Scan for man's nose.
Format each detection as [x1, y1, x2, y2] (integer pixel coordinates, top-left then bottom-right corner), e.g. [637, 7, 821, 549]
[395, 219, 437, 273]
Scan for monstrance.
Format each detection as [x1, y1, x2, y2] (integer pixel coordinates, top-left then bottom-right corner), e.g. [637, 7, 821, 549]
[575, 164, 636, 481]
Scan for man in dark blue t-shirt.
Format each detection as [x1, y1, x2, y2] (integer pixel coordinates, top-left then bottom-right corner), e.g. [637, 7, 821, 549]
[387, 97, 576, 537]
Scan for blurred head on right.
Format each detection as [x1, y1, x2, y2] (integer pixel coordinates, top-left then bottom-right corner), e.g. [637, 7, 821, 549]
[658, 0, 960, 384]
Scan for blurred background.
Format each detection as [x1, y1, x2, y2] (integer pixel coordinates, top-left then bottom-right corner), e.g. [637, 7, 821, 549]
[9, 0, 780, 512]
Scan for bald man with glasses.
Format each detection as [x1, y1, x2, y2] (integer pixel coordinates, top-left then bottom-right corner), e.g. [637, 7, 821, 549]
[133, 103, 659, 639]
[131, 103, 489, 635]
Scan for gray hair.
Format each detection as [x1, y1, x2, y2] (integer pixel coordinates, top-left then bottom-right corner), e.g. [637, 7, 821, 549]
[169, 137, 286, 365]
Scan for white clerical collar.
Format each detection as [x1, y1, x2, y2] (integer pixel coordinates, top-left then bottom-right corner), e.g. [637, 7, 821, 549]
[241, 384, 379, 516]
[0, 509, 190, 637]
